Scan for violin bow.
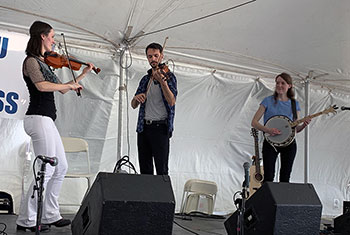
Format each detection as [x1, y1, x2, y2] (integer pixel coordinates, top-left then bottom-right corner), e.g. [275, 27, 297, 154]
[161, 37, 173, 72]
[61, 33, 81, 97]
[162, 36, 169, 51]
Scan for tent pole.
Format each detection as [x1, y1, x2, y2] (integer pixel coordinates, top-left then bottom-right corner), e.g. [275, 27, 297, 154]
[117, 51, 127, 161]
[304, 71, 312, 183]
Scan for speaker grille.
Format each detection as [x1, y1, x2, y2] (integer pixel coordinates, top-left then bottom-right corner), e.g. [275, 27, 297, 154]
[72, 172, 175, 235]
[224, 182, 322, 235]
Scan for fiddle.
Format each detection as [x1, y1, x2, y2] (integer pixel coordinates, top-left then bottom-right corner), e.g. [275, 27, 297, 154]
[157, 62, 171, 80]
[146, 61, 174, 96]
[44, 51, 101, 74]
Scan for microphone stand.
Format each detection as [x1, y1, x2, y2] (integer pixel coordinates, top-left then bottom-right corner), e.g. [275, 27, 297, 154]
[237, 181, 248, 235]
[32, 161, 47, 235]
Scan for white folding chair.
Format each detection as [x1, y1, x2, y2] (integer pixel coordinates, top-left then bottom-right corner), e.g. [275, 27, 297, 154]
[60, 137, 94, 206]
[180, 179, 218, 215]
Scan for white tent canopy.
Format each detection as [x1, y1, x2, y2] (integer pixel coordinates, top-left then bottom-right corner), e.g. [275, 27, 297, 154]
[0, 0, 350, 217]
[1, 0, 349, 90]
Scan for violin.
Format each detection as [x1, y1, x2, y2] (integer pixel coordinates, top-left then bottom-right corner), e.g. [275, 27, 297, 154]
[146, 62, 173, 95]
[157, 62, 171, 79]
[44, 51, 101, 74]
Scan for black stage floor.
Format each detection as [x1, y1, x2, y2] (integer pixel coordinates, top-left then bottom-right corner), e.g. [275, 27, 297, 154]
[0, 213, 338, 235]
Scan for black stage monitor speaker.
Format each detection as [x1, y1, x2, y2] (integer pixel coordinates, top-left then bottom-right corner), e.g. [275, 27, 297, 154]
[71, 172, 175, 235]
[334, 212, 350, 234]
[224, 182, 322, 235]
[0, 191, 13, 214]
[344, 201, 350, 215]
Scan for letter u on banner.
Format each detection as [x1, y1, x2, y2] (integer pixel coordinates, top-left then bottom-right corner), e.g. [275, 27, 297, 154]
[0, 36, 9, 59]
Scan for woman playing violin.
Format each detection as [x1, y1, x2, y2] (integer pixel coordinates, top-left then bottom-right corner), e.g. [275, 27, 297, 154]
[16, 21, 94, 232]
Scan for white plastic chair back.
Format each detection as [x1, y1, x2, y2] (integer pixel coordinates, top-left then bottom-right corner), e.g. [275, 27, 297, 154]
[62, 137, 89, 153]
[61, 137, 93, 207]
[184, 179, 218, 195]
[62, 137, 91, 175]
[180, 179, 218, 215]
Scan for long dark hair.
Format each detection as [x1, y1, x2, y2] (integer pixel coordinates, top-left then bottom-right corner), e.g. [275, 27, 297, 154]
[26, 21, 52, 57]
[273, 72, 295, 101]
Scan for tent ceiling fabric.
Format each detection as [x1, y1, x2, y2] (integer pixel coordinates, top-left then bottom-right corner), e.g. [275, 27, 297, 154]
[0, 0, 349, 93]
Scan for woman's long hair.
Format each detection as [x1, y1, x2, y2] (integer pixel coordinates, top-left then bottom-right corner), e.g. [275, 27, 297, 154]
[273, 72, 295, 101]
[26, 21, 52, 57]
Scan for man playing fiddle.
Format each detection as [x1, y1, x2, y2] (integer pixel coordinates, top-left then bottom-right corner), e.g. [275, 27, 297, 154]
[131, 42, 177, 175]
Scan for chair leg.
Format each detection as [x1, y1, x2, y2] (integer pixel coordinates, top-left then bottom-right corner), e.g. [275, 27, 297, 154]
[208, 197, 214, 215]
[82, 177, 91, 200]
[179, 192, 187, 214]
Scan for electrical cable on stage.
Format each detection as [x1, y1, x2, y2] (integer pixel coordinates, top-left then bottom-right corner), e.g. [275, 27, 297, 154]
[175, 211, 225, 220]
[113, 155, 138, 174]
[233, 190, 242, 210]
[31, 157, 39, 198]
[0, 222, 7, 235]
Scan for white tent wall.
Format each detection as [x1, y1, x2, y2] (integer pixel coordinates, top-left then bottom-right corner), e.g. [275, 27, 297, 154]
[52, 48, 123, 209]
[0, 118, 31, 214]
[54, 48, 121, 173]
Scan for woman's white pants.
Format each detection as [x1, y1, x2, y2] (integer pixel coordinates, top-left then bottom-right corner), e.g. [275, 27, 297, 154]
[16, 115, 67, 227]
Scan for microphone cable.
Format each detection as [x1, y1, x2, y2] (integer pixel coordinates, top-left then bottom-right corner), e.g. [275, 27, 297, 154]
[113, 155, 137, 174]
[0, 222, 7, 235]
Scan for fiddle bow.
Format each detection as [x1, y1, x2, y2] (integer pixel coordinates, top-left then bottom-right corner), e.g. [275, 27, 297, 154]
[61, 33, 81, 96]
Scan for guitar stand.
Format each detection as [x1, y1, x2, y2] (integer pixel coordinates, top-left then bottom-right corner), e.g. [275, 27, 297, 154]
[236, 186, 248, 235]
[31, 162, 47, 235]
